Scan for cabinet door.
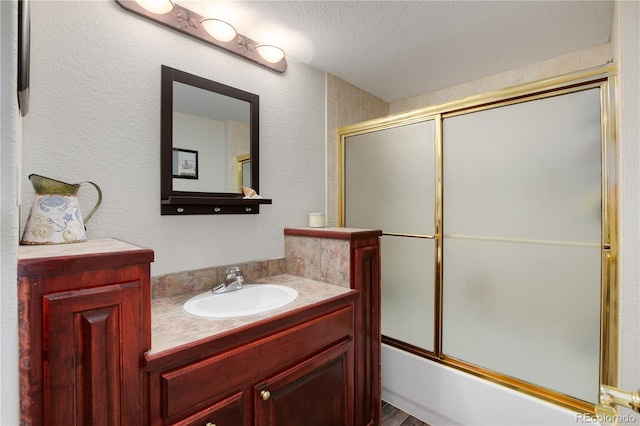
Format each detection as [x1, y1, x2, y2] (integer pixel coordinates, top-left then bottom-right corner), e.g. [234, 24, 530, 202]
[254, 341, 354, 426]
[43, 282, 144, 425]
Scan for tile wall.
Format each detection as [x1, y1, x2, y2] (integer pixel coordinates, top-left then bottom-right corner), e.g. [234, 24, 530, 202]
[151, 233, 355, 297]
[151, 257, 286, 298]
[284, 234, 351, 288]
[326, 75, 390, 227]
[389, 43, 613, 114]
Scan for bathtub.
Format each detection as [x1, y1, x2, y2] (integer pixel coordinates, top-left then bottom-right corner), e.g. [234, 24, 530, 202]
[381, 344, 586, 425]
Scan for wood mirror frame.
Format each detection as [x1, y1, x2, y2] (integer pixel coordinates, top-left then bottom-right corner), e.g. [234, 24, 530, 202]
[160, 65, 271, 215]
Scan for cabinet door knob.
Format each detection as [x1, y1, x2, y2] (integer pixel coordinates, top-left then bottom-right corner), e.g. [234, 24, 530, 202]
[205, 423, 216, 426]
[260, 390, 271, 401]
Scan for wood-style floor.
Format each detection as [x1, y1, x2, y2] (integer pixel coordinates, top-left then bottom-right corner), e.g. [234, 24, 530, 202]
[381, 401, 430, 426]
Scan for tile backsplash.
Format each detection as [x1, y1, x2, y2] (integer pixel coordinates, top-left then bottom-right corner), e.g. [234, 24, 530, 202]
[151, 257, 286, 299]
[284, 234, 350, 288]
[151, 229, 357, 298]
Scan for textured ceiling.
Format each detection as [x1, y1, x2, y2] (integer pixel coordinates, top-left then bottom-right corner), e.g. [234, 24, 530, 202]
[183, 1, 614, 103]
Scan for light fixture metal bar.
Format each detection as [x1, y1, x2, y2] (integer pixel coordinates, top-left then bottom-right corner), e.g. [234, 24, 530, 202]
[114, 0, 287, 73]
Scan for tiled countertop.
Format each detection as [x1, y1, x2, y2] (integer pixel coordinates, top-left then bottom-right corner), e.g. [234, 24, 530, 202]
[150, 274, 354, 354]
[18, 238, 148, 259]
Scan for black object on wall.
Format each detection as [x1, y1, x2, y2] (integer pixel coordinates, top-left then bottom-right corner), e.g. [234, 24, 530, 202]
[18, 0, 30, 117]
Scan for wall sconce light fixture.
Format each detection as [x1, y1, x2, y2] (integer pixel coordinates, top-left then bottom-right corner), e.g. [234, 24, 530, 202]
[115, 0, 287, 73]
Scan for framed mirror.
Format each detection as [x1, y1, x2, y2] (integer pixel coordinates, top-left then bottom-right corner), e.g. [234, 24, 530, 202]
[161, 65, 271, 215]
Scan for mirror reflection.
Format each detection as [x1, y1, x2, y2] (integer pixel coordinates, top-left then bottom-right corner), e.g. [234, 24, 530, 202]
[161, 65, 265, 215]
[172, 81, 250, 193]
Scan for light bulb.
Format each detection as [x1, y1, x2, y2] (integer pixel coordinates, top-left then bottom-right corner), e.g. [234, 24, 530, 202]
[256, 45, 285, 64]
[201, 19, 237, 42]
[135, 0, 174, 14]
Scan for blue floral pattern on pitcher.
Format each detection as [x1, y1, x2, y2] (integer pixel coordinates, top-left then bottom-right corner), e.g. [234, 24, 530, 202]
[37, 195, 70, 213]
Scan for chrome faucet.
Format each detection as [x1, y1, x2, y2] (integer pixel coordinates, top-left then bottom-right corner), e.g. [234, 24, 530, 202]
[212, 266, 245, 294]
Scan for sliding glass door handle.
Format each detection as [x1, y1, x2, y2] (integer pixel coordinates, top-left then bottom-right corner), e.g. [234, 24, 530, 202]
[596, 384, 640, 425]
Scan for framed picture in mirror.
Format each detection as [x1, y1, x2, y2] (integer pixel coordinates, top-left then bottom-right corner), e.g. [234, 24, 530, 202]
[172, 148, 198, 179]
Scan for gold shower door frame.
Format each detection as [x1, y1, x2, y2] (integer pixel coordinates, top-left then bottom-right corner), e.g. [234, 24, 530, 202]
[338, 64, 618, 414]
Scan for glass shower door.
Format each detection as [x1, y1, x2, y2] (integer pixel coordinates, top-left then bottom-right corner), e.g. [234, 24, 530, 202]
[341, 70, 616, 412]
[441, 88, 603, 403]
[344, 119, 437, 352]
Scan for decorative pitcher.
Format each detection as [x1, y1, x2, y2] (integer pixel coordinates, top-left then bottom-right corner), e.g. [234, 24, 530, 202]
[20, 174, 102, 245]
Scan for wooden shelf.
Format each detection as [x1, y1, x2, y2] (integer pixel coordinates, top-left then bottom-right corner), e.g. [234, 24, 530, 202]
[161, 197, 272, 215]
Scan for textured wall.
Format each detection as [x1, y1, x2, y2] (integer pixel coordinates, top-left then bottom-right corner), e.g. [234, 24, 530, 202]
[22, 1, 326, 276]
[617, 0, 640, 404]
[1, 1, 21, 424]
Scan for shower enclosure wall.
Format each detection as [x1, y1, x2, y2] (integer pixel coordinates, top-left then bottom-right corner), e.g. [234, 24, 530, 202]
[339, 65, 617, 416]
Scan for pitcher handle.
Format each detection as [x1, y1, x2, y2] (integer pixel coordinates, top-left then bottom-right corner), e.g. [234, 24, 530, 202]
[79, 181, 102, 224]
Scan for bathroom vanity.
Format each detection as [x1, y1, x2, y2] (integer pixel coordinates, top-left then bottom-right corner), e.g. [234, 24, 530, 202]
[147, 277, 358, 425]
[18, 229, 381, 425]
[18, 238, 154, 425]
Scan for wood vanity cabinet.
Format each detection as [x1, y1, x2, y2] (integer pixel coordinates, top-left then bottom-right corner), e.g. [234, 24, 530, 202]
[146, 294, 358, 426]
[17, 239, 154, 426]
[284, 227, 382, 426]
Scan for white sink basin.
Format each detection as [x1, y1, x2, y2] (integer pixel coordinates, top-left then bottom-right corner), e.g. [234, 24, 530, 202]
[183, 284, 298, 319]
